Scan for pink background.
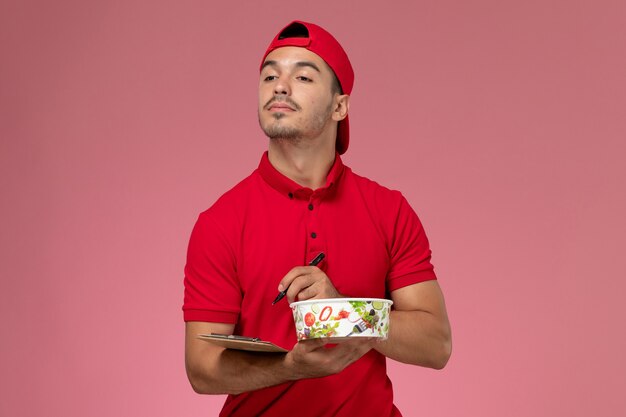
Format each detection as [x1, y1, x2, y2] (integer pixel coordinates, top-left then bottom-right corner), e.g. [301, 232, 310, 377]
[2, 1, 625, 416]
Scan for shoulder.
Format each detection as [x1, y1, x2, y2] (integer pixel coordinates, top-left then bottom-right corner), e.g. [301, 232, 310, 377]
[203, 170, 259, 213]
[195, 169, 261, 231]
[345, 168, 407, 213]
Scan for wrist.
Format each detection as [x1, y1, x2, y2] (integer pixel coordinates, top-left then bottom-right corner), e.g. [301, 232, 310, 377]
[281, 350, 303, 381]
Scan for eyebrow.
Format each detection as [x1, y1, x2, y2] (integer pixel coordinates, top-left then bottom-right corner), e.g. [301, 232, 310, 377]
[261, 60, 321, 73]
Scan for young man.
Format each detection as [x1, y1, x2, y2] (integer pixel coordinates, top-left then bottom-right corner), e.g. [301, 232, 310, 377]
[183, 21, 452, 417]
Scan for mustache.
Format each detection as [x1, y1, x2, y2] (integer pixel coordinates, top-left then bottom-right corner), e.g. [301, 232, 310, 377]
[264, 96, 301, 111]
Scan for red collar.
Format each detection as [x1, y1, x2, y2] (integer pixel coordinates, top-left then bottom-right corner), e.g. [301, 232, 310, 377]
[257, 151, 345, 200]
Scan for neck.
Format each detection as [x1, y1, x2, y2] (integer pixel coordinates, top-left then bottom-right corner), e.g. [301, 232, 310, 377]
[267, 138, 336, 189]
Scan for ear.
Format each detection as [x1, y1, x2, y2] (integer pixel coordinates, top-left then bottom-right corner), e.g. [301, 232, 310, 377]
[331, 94, 350, 122]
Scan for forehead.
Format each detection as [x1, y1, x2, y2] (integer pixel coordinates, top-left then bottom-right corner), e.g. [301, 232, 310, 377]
[262, 46, 331, 74]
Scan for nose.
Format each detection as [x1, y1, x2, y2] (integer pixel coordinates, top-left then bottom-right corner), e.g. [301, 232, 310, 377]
[273, 77, 291, 96]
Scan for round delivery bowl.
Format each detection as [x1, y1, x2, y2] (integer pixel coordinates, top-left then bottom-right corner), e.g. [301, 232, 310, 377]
[290, 298, 393, 341]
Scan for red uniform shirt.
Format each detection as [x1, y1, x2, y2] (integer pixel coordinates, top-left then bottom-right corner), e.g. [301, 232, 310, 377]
[183, 152, 436, 417]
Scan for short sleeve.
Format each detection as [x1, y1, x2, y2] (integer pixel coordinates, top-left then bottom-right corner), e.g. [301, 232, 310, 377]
[386, 196, 437, 292]
[183, 211, 242, 323]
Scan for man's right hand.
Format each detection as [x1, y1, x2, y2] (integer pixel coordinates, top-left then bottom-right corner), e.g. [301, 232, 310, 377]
[284, 337, 374, 380]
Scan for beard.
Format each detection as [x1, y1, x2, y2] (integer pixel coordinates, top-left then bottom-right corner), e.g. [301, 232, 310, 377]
[259, 96, 334, 141]
[262, 112, 304, 140]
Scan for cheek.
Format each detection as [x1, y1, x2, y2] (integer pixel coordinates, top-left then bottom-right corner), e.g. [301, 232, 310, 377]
[308, 97, 329, 114]
[299, 93, 319, 109]
[303, 89, 331, 108]
[258, 84, 273, 103]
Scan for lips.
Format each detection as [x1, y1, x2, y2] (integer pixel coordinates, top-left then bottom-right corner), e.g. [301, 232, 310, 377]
[268, 103, 295, 111]
[265, 97, 300, 111]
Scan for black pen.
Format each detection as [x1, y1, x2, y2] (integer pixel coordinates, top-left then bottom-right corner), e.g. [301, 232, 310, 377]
[272, 252, 325, 305]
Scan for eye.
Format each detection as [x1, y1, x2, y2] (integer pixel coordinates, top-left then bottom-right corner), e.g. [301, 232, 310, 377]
[297, 76, 312, 82]
[263, 75, 277, 81]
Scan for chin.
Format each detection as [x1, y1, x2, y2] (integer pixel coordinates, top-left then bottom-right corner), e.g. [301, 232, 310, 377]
[263, 124, 302, 140]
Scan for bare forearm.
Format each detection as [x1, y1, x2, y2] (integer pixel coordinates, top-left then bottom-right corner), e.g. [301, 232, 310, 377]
[374, 310, 452, 369]
[187, 347, 293, 395]
[186, 335, 373, 395]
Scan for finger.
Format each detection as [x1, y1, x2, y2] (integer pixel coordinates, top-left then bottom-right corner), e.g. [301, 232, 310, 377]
[297, 275, 340, 300]
[295, 280, 322, 301]
[328, 340, 373, 364]
[277, 266, 315, 292]
[335, 338, 373, 355]
[295, 337, 329, 353]
[285, 274, 318, 303]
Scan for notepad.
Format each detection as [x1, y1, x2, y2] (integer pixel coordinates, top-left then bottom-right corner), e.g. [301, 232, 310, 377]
[198, 333, 288, 353]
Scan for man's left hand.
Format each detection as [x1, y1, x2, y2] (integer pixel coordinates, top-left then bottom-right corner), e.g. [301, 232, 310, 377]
[278, 266, 340, 303]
